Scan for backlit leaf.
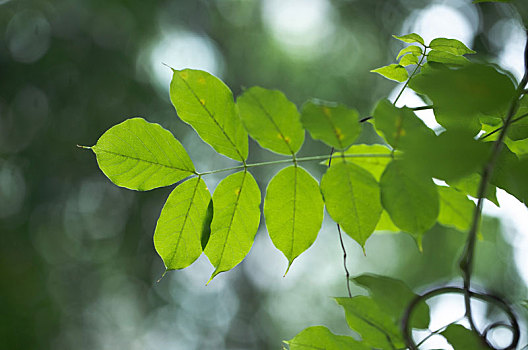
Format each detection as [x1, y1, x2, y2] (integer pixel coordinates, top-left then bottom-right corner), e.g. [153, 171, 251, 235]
[375, 210, 400, 232]
[328, 144, 392, 181]
[380, 160, 439, 235]
[437, 186, 475, 232]
[396, 45, 423, 59]
[264, 166, 324, 273]
[300, 99, 360, 150]
[399, 53, 420, 66]
[429, 38, 476, 56]
[370, 64, 408, 82]
[336, 296, 405, 349]
[441, 324, 490, 349]
[170, 69, 248, 161]
[285, 326, 369, 350]
[154, 177, 211, 270]
[92, 117, 195, 191]
[447, 173, 499, 206]
[393, 33, 425, 45]
[237, 86, 304, 155]
[205, 171, 261, 282]
[320, 162, 382, 247]
[427, 50, 470, 66]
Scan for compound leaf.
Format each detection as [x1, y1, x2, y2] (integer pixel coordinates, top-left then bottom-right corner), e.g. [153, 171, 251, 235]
[205, 171, 261, 282]
[264, 166, 324, 274]
[370, 64, 408, 82]
[170, 69, 248, 161]
[380, 160, 439, 235]
[154, 177, 211, 270]
[237, 86, 304, 155]
[429, 38, 476, 56]
[92, 117, 195, 191]
[285, 326, 369, 350]
[320, 162, 382, 247]
[301, 99, 360, 150]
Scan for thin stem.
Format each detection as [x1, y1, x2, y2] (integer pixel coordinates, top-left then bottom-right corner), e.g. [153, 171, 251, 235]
[415, 317, 464, 348]
[196, 153, 392, 176]
[411, 105, 434, 111]
[393, 51, 427, 106]
[328, 147, 353, 299]
[479, 112, 528, 140]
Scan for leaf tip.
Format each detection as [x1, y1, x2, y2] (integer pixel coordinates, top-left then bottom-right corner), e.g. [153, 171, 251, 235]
[283, 261, 293, 277]
[156, 269, 168, 283]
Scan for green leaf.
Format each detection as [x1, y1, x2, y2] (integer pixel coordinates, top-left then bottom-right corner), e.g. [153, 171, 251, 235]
[410, 63, 515, 123]
[91, 117, 195, 191]
[380, 160, 439, 235]
[300, 99, 360, 150]
[204, 171, 261, 282]
[370, 64, 408, 82]
[396, 45, 423, 59]
[437, 186, 475, 232]
[507, 95, 528, 141]
[335, 296, 405, 349]
[170, 69, 248, 161]
[446, 173, 499, 206]
[399, 53, 419, 66]
[393, 33, 425, 45]
[375, 210, 400, 232]
[429, 38, 476, 56]
[328, 144, 392, 181]
[352, 274, 430, 329]
[441, 324, 491, 349]
[372, 99, 434, 150]
[237, 86, 304, 155]
[320, 162, 382, 247]
[285, 326, 369, 350]
[492, 144, 528, 204]
[264, 166, 324, 274]
[154, 177, 211, 270]
[427, 50, 470, 66]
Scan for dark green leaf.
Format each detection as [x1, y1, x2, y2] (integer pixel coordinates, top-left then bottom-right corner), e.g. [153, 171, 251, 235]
[154, 177, 211, 270]
[264, 166, 324, 273]
[285, 326, 369, 350]
[441, 324, 491, 349]
[437, 186, 475, 232]
[370, 64, 408, 82]
[396, 45, 423, 59]
[335, 296, 404, 349]
[429, 38, 476, 56]
[352, 274, 430, 329]
[300, 99, 360, 149]
[170, 69, 248, 161]
[507, 95, 528, 141]
[320, 162, 382, 247]
[205, 171, 261, 282]
[237, 86, 304, 155]
[492, 144, 528, 204]
[393, 33, 425, 45]
[380, 160, 439, 235]
[92, 117, 195, 191]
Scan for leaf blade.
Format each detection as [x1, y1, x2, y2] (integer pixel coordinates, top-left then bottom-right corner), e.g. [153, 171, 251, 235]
[370, 64, 408, 82]
[285, 326, 369, 350]
[393, 33, 425, 45]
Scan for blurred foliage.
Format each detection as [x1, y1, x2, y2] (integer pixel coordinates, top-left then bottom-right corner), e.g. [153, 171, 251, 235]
[1, 0, 528, 349]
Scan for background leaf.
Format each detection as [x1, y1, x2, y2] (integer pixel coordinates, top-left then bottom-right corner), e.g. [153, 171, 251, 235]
[285, 326, 369, 350]
[264, 166, 324, 274]
[441, 324, 490, 349]
[205, 171, 261, 282]
[237, 86, 304, 155]
[300, 99, 360, 150]
[170, 69, 248, 161]
[154, 177, 211, 270]
[370, 64, 408, 82]
[320, 162, 382, 247]
[437, 186, 475, 232]
[447, 173, 499, 206]
[92, 117, 195, 191]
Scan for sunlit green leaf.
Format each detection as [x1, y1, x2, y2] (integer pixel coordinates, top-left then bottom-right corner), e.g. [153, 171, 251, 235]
[91, 117, 195, 191]
[375, 210, 400, 232]
[447, 173, 499, 206]
[429, 38, 476, 56]
[320, 162, 382, 247]
[170, 69, 248, 161]
[352, 274, 430, 329]
[328, 144, 392, 181]
[154, 177, 211, 270]
[399, 53, 420, 66]
[264, 166, 324, 273]
[205, 171, 261, 282]
[380, 160, 439, 235]
[441, 324, 490, 349]
[300, 99, 360, 149]
[397, 45, 423, 59]
[427, 50, 470, 66]
[437, 186, 475, 232]
[285, 326, 369, 350]
[237, 86, 304, 155]
[335, 296, 405, 349]
[393, 33, 425, 45]
[370, 64, 408, 82]
[372, 99, 434, 150]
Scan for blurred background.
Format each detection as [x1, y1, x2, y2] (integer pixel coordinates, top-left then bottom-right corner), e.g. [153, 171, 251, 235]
[2, 0, 528, 349]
